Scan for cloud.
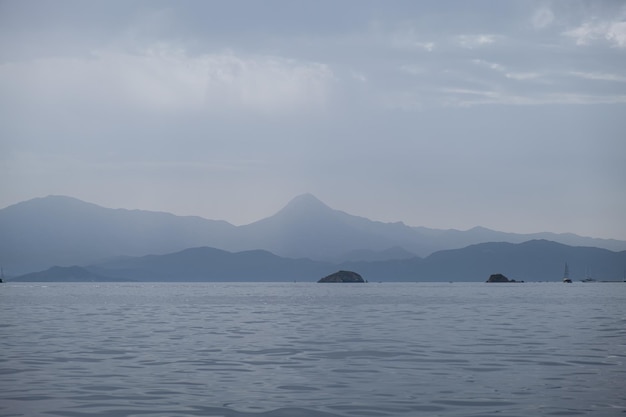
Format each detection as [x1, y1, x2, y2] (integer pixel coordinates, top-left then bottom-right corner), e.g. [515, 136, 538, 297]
[441, 88, 626, 107]
[350, 71, 367, 82]
[570, 71, 626, 82]
[505, 72, 542, 81]
[202, 53, 334, 113]
[0, 44, 335, 117]
[563, 14, 626, 48]
[389, 28, 435, 51]
[456, 34, 496, 49]
[472, 59, 505, 72]
[532, 6, 555, 29]
[471, 59, 542, 81]
[606, 21, 626, 48]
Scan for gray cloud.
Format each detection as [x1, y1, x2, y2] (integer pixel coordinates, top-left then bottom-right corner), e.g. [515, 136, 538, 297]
[1, 0, 625, 239]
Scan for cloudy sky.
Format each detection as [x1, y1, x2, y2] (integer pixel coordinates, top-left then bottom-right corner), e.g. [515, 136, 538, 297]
[1, 0, 625, 239]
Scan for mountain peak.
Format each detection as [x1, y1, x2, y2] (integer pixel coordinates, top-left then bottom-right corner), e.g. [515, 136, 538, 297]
[286, 193, 328, 208]
[281, 193, 332, 213]
[246, 193, 338, 228]
[4, 195, 103, 214]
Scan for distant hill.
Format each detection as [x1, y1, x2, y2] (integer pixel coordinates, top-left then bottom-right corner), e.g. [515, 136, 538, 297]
[91, 246, 333, 282]
[13, 265, 130, 282]
[11, 247, 335, 282]
[413, 225, 626, 255]
[2, 194, 626, 275]
[347, 240, 626, 282]
[0, 195, 238, 275]
[10, 240, 626, 283]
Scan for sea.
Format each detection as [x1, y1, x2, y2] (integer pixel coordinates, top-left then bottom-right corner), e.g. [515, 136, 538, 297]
[1, 282, 625, 417]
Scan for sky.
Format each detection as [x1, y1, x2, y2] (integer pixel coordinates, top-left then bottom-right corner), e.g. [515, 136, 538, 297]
[1, 0, 625, 239]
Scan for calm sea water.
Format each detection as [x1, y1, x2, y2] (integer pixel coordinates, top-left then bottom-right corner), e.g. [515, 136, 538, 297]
[1, 282, 625, 417]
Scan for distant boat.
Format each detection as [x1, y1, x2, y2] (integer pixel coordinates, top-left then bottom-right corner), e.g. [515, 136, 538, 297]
[581, 267, 596, 283]
[0, 266, 4, 283]
[563, 263, 572, 283]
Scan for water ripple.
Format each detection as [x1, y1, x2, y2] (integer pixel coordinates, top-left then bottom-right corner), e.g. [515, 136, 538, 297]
[1, 282, 625, 417]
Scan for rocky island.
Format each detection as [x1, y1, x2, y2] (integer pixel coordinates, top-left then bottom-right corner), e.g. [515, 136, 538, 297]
[318, 270, 365, 283]
[486, 273, 522, 283]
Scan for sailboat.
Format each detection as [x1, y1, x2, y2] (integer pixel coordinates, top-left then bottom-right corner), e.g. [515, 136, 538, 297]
[563, 263, 572, 283]
[0, 266, 4, 283]
[581, 267, 596, 283]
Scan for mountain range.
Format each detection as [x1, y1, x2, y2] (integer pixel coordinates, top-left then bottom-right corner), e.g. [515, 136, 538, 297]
[1, 193, 626, 279]
[11, 240, 626, 282]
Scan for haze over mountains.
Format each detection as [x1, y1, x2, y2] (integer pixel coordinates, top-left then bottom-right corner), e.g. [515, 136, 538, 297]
[2, 194, 626, 279]
[12, 240, 626, 283]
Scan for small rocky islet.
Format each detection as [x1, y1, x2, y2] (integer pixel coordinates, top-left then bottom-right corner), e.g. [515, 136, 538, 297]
[486, 273, 523, 283]
[318, 270, 365, 283]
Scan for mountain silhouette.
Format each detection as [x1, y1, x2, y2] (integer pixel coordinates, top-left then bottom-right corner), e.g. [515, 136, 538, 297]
[1, 194, 625, 275]
[0, 195, 237, 274]
[11, 240, 626, 283]
[237, 193, 430, 260]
